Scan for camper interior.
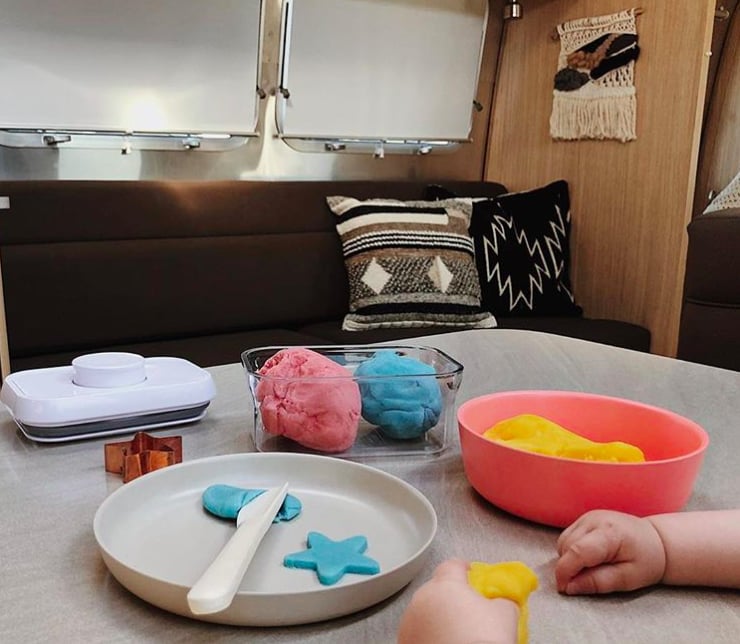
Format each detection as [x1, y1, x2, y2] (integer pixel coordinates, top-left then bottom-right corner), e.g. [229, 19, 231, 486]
[0, 2, 739, 642]
[0, 0, 737, 370]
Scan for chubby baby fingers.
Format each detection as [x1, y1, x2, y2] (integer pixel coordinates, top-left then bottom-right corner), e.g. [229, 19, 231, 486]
[557, 509, 625, 554]
[558, 561, 643, 595]
[555, 527, 622, 591]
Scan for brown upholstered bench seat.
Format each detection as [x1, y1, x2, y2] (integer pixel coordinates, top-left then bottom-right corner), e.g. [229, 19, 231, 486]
[677, 207, 740, 371]
[298, 317, 650, 353]
[0, 179, 651, 377]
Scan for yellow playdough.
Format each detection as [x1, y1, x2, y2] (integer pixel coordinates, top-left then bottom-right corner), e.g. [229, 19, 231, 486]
[468, 561, 538, 644]
[483, 414, 645, 463]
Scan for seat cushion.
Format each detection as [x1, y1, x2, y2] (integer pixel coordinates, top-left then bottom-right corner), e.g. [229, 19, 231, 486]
[301, 317, 650, 353]
[298, 320, 478, 346]
[496, 317, 650, 352]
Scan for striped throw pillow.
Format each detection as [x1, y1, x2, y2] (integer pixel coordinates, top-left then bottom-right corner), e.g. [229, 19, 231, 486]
[327, 196, 496, 331]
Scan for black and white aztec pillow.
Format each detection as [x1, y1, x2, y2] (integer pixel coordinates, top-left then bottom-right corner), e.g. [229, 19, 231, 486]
[327, 196, 496, 330]
[468, 180, 583, 317]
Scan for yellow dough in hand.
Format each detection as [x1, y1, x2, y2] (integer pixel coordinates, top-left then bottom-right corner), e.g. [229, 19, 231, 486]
[468, 561, 538, 644]
[483, 414, 645, 463]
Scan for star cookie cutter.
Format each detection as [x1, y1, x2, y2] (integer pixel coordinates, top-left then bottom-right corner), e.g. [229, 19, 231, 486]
[104, 431, 183, 483]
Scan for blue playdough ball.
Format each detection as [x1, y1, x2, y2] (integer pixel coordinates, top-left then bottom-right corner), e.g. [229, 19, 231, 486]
[355, 350, 442, 439]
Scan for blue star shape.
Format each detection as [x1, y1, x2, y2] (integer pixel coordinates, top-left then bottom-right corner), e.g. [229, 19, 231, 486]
[283, 531, 380, 585]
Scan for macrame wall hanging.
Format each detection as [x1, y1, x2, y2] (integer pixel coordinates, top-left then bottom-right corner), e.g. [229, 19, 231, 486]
[550, 8, 641, 142]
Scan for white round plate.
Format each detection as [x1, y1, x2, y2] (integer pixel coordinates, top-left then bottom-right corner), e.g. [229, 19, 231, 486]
[94, 452, 437, 626]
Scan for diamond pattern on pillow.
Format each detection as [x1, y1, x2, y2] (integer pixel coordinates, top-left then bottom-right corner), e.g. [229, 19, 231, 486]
[468, 180, 583, 317]
[327, 196, 496, 331]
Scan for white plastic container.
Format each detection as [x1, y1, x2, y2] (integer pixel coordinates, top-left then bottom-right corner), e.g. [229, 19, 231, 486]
[0, 354, 216, 442]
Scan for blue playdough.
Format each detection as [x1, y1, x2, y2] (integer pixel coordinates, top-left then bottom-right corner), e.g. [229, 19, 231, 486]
[283, 531, 380, 585]
[354, 350, 443, 439]
[202, 484, 302, 522]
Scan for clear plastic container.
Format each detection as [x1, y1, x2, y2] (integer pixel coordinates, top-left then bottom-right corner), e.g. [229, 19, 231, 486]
[242, 345, 464, 459]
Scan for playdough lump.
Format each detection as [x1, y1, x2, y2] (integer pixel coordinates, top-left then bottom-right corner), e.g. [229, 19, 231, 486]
[202, 484, 302, 522]
[483, 414, 645, 463]
[283, 531, 380, 585]
[255, 347, 361, 452]
[468, 561, 539, 644]
[354, 350, 442, 439]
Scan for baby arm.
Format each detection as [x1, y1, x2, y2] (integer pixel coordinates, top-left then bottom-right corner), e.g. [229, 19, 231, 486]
[648, 509, 740, 587]
[398, 559, 519, 644]
[556, 508, 740, 594]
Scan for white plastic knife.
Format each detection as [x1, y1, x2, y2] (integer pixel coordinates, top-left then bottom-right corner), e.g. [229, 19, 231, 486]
[187, 482, 289, 615]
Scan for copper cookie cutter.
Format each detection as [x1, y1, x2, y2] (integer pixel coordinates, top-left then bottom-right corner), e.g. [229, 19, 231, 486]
[104, 431, 183, 482]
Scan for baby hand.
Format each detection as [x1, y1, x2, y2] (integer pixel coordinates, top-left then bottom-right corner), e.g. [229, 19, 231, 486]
[398, 559, 519, 644]
[555, 510, 667, 595]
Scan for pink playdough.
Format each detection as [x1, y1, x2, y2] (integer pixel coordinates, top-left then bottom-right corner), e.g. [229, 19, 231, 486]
[255, 348, 361, 452]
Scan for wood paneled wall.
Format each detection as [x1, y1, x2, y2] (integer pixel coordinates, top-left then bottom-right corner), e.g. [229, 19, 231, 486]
[485, 0, 715, 357]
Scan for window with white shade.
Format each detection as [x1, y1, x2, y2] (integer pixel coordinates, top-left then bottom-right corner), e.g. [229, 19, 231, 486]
[276, 0, 488, 149]
[0, 0, 262, 149]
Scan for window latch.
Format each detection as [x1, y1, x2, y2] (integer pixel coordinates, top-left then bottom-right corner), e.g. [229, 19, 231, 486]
[42, 133, 72, 146]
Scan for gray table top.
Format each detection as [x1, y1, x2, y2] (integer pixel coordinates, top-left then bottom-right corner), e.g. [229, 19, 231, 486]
[1, 330, 739, 643]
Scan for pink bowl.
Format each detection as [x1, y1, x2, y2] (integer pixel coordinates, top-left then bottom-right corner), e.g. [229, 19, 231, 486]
[458, 391, 709, 528]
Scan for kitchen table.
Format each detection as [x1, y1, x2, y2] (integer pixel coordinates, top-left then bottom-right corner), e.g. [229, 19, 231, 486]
[1, 330, 738, 643]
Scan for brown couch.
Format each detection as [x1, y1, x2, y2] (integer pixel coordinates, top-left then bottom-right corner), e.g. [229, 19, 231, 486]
[0, 180, 650, 376]
[678, 207, 740, 371]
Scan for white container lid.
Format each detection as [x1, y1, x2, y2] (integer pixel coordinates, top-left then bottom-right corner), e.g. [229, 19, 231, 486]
[72, 352, 147, 388]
